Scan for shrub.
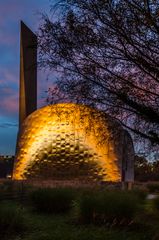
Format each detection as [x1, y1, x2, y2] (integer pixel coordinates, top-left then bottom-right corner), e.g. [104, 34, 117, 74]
[30, 187, 75, 214]
[152, 197, 159, 211]
[131, 189, 147, 204]
[147, 183, 159, 193]
[0, 202, 26, 237]
[1, 180, 14, 192]
[75, 190, 141, 225]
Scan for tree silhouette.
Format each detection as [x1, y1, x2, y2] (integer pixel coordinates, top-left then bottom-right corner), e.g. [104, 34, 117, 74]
[38, 0, 159, 147]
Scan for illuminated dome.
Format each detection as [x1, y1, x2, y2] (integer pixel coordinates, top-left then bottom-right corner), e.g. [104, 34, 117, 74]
[13, 103, 134, 182]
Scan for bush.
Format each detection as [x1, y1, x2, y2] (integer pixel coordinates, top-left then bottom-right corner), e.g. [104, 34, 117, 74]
[1, 180, 14, 192]
[147, 183, 159, 193]
[74, 190, 141, 225]
[131, 189, 147, 204]
[30, 187, 75, 214]
[152, 197, 159, 211]
[0, 202, 26, 237]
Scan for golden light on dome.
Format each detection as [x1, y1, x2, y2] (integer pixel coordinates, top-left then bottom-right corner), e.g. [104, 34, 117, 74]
[13, 103, 124, 181]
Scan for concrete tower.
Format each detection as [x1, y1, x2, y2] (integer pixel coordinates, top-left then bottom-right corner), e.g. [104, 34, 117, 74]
[19, 21, 37, 127]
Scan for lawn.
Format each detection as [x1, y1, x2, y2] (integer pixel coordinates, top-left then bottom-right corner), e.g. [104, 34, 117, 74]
[8, 208, 155, 240]
[0, 184, 159, 240]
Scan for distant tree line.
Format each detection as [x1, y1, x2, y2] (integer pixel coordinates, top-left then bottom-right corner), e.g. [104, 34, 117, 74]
[0, 156, 14, 178]
[135, 155, 159, 182]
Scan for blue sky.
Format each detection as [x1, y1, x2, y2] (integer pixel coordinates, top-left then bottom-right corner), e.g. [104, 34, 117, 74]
[0, 0, 55, 155]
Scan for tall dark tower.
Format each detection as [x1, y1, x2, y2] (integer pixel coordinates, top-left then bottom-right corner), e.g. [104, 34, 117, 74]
[19, 21, 37, 127]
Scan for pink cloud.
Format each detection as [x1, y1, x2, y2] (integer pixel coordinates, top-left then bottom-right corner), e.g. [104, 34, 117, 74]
[0, 90, 18, 116]
[0, 68, 18, 85]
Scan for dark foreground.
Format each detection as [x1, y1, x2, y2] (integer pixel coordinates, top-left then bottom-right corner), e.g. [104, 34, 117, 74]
[0, 181, 159, 240]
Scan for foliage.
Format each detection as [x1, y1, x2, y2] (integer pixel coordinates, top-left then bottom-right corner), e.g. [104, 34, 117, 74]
[147, 183, 159, 193]
[0, 189, 158, 240]
[0, 156, 14, 178]
[135, 155, 159, 182]
[0, 202, 26, 238]
[38, 0, 159, 148]
[29, 187, 75, 214]
[153, 196, 159, 211]
[17, 211, 153, 240]
[73, 190, 141, 225]
[131, 189, 147, 203]
[0, 180, 15, 192]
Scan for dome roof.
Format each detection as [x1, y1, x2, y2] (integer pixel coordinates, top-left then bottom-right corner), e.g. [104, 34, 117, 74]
[13, 103, 134, 182]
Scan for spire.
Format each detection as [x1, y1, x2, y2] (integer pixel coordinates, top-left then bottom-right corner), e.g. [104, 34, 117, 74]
[19, 21, 37, 127]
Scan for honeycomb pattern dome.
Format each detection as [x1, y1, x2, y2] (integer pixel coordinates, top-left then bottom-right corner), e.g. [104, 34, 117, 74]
[13, 103, 133, 181]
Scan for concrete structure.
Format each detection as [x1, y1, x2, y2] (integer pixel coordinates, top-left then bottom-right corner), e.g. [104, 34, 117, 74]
[19, 21, 37, 127]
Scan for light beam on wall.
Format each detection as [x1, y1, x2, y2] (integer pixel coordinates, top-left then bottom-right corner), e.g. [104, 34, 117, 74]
[13, 103, 134, 182]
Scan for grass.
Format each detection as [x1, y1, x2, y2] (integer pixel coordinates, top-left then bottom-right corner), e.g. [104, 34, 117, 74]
[18, 211, 153, 240]
[152, 196, 159, 211]
[29, 187, 75, 213]
[0, 202, 27, 240]
[0, 187, 158, 240]
[147, 183, 159, 193]
[72, 189, 145, 225]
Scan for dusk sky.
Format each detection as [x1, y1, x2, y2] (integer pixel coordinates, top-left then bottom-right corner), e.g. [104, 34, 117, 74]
[0, 0, 55, 155]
